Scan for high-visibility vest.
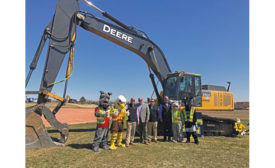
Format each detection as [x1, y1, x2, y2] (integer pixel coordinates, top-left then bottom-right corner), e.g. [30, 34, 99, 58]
[172, 109, 183, 123]
[183, 108, 195, 122]
[96, 108, 107, 124]
[111, 107, 127, 121]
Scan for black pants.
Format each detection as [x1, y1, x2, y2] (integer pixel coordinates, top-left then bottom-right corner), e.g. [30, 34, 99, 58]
[186, 132, 198, 143]
[163, 120, 172, 140]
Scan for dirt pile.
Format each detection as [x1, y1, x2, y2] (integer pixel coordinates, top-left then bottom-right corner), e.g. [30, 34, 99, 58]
[235, 102, 249, 110]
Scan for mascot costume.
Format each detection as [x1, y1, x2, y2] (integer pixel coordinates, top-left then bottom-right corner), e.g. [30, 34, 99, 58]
[92, 91, 112, 152]
[234, 118, 246, 136]
[183, 99, 199, 144]
[109, 95, 129, 150]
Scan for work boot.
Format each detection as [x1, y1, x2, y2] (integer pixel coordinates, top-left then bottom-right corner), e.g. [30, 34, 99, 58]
[110, 133, 118, 150]
[117, 132, 125, 148]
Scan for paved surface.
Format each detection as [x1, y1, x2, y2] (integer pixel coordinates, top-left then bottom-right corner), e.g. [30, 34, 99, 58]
[42, 108, 96, 127]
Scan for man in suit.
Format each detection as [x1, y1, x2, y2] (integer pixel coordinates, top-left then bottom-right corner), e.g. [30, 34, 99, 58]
[137, 97, 150, 145]
[159, 96, 173, 141]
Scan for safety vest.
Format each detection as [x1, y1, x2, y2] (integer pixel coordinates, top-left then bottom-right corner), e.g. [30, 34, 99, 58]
[96, 108, 108, 124]
[172, 110, 183, 123]
[183, 108, 195, 122]
[111, 107, 127, 121]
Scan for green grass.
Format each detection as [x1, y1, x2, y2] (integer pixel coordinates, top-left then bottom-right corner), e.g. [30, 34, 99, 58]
[26, 123, 249, 168]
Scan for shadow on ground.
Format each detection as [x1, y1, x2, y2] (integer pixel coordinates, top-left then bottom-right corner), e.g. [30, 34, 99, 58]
[68, 143, 93, 149]
[48, 128, 96, 133]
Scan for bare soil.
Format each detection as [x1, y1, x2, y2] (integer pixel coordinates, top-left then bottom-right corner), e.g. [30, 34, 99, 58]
[42, 108, 96, 127]
[200, 110, 249, 120]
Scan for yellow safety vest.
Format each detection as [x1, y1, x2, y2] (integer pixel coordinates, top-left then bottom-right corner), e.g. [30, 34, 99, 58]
[96, 108, 107, 124]
[172, 110, 183, 123]
[183, 108, 195, 122]
[111, 107, 127, 121]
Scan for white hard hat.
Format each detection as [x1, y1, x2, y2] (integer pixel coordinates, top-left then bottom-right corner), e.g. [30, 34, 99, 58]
[237, 118, 241, 123]
[173, 102, 179, 107]
[117, 95, 126, 104]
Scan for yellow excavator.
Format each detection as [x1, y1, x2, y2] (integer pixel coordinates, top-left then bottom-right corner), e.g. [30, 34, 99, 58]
[195, 82, 234, 111]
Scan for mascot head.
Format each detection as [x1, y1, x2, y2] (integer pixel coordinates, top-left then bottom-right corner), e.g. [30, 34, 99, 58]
[115, 95, 127, 110]
[98, 91, 112, 110]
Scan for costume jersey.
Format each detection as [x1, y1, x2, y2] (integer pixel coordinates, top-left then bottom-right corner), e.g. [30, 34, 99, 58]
[95, 107, 109, 128]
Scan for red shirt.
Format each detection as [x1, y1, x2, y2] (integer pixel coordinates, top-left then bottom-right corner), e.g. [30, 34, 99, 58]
[95, 107, 109, 128]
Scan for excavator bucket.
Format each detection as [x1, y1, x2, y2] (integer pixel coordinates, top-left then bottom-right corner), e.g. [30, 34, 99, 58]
[26, 105, 67, 148]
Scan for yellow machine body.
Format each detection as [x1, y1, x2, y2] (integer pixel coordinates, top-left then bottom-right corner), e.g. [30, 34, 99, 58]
[195, 90, 234, 111]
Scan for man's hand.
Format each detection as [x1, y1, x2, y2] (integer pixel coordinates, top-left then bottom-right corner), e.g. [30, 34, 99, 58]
[160, 119, 163, 122]
[137, 121, 140, 125]
[126, 110, 130, 116]
[146, 120, 148, 124]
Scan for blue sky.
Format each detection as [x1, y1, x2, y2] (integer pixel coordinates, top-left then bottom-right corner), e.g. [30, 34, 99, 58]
[26, 0, 249, 102]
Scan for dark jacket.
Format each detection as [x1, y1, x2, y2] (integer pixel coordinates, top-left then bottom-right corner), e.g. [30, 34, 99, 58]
[162, 102, 172, 123]
[127, 103, 138, 122]
[149, 104, 159, 122]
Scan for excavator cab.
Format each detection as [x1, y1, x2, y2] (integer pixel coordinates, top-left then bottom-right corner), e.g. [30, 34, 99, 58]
[163, 72, 202, 106]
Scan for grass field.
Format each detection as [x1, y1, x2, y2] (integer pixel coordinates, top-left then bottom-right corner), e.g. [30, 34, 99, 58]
[26, 122, 249, 168]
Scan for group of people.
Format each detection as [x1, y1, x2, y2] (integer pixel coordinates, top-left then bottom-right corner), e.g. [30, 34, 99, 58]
[91, 91, 199, 152]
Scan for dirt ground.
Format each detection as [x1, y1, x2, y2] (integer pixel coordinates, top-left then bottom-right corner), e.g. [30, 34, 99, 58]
[200, 110, 249, 120]
[40, 107, 249, 127]
[42, 108, 96, 127]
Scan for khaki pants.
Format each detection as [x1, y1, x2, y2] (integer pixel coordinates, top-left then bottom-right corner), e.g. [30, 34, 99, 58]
[148, 121, 158, 141]
[126, 121, 136, 144]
